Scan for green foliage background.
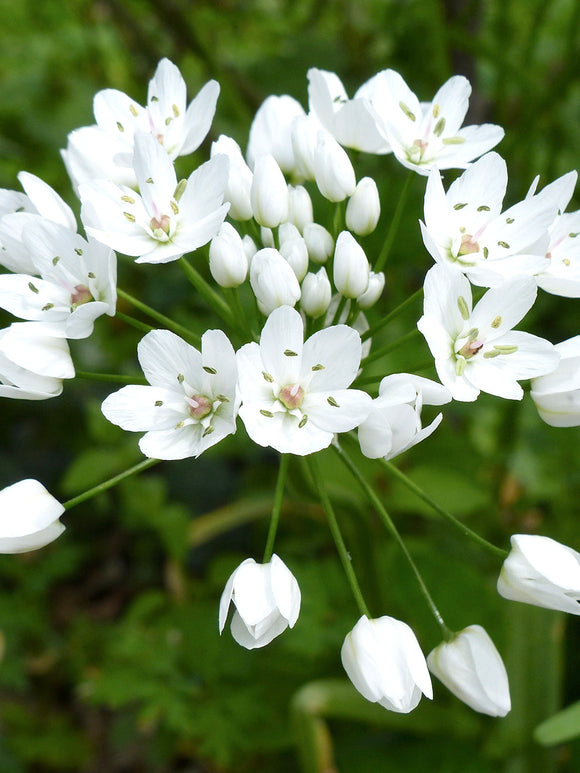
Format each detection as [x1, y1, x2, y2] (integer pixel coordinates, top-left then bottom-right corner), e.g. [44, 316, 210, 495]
[0, 1, 579, 771]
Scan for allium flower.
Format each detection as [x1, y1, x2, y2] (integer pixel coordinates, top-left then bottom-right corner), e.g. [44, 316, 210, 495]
[333, 231, 370, 299]
[313, 131, 356, 202]
[301, 268, 332, 318]
[427, 625, 511, 717]
[209, 222, 248, 288]
[417, 264, 559, 401]
[247, 95, 306, 175]
[250, 154, 289, 228]
[237, 305, 371, 455]
[358, 374, 451, 460]
[63, 58, 220, 188]
[497, 534, 580, 615]
[211, 135, 254, 221]
[219, 554, 301, 649]
[420, 154, 572, 287]
[341, 615, 433, 713]
[0, 479, 65, 553]
[307, 68, 389, 153]
[530, 336, 580, 426]
[249, 248, 301, 315]
[346, 177, 381, 236]
[357, 70, 504, 174]
[101, 328, 239, 460]
[0, 220, 116, 339]
[80, 132, 229, 264]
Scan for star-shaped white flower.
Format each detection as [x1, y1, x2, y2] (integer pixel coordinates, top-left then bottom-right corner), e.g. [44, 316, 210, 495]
[237, 305, 372, 455]
[417, 264, 559, 401]
[101, 328, 239, 460]
[420, 154, 572, 286]
[80, 131, 229, 264]
[356, 70, 504, 173]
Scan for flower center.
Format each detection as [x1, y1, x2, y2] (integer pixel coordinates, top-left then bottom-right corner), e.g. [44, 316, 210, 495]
[458, 234, 479, 256]
[186, 394, 213, 419]
[150, 214, 171, 239]
[278, 383, 304, 410]
[70, 284, 93, 309]
[408, 138, 428, 163]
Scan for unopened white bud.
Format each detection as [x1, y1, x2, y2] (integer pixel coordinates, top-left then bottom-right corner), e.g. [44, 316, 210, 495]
[209, 223, 248, 288]
[333, 231, 370, 298]
[260, 227, 275, 248]
[250, 248, 301, 315]
[287, 185, 314, 231]
[247, 95, 305, 175]
[242, 234, 258, 263]
[301, 268, 332, 318]
[250, 155, 289, 228]
[346, 177, 381, 236]
[303, 222, 334, 264]
[279, 225, 309, 281]
[357, 271, 385, 309]
[291, 114, 318, 180]
[314, 131, 356, 202]
[211, 135, 253, 221]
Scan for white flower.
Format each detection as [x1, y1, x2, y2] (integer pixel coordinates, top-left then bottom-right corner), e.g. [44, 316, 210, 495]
[417, 264, 559, 401]
[279, 223, 309, 281]
[341, 615, 433, 713]
[250, 154, 289, 228]
[101, 328, 239, 460]
[358, 374, 451, 460]
[346, 176, 381, 236]
[287, 184, 314, 232]
[0, 479, 65, 553]
[249, 248, 301, 315]
[333, 231, 370, 298]
[0, 220, 116, 339]
[427, 625, 511, 717]
[314, 131, 356, 202]
[420, 154, 571, 287]
[301, 268, 332, 318]
[237, 305, 371, 455]
[80, 132, 229, 264]
[0, 321, 75, 394]
[357, 271, 385, 309]
[303, 222, 334, 264]
[358, 70, 504, 174]
[247, 95, 306, 175]
[497, 534, 580, 615]
[307, 68, 390, 153]
[209, 222, 248, 288]
[211, 135, 254, 221]
[530, 336, 580, 426]
[219, 554, 301, 649]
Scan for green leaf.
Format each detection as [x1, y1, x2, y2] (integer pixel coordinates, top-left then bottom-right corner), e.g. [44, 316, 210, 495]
[534, 701, 580, 746]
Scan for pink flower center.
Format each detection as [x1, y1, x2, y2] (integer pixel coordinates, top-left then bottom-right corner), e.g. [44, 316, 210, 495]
[278, 383, 304, 410]
[70, 284, 93, 308]
[186, 395, 213, 419]
[150, 214, 171, 235]
[458, 234, 480, 256]
[458, 340, 483, 359]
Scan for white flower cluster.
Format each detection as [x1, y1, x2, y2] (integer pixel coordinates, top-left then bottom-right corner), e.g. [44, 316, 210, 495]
[1, 58, 579, 725]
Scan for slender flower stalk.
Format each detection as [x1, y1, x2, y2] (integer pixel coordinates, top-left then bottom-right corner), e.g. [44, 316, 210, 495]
[62, 459, 160, 510]
[362, 329, 422, 366]
[75, 371, 148, 385]
[361, 287, 423, 343]
[374, 172, 414, 272]
[117, 288, 201, 346]
[179, 257, 237, 329]
[115, 311, 154, 335]
[334, 443, 450, 636]
[309, 455, 371, 618]
[263, 454, 290, 562]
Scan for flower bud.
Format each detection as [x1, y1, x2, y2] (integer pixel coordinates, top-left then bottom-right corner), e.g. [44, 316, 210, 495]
[250, 248, 301, 315]
[357, 270, 385, 309]
[530, 335, 580, 427]
[301, 268, 332, 318]
[497, 534, 580, 614]
[0, 479, 65, 553]
[314, 131, 356, 202]
[291, 114, 319, 180]
[260, 227, 275, 248]
[247, 95, 306, 175]
[250, 154, 289, 228]
[209, 223, 248, 288]
[427, 625, 511, 717]
[242, 234, 257, 263]
[303, 222, 334, 264]
[333, 231, 370, 298]
[287, 185, 314, 231]
[279, 223, 309, 281]
[346, 176, 381, 236]
[211, 135, 253, 221]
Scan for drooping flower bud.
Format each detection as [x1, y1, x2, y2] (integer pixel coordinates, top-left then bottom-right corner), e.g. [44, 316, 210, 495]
[209, 222, 248, 288]
[0, 479, 65, 553]
[250, 248, 301, 315]
[314, 131, 356, 202]
[357, 270, 385, 309]
[301, 268, 332, 318]
[250, 155, 289, 228]
[346, 176, 381, 236]
[211, 135, 253, 221]
[287, 184, 314, 231]
[303, 222, 334, 264]
[333, 231, 370, 298]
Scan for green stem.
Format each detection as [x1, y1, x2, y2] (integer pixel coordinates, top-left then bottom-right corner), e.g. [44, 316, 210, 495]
[380, 460, 507, 559]
[115, 310, 153, 335]
[361, 287, 423, 343]
[330, 295, 348, 327]
[334, 444, 449, 636]
[309, 456, 371, 618]
[374, 171, 414, 272]
[75, 371, 147, 385]
[179, 257, 236, 328]
[117, 288, 201, 346]
[362, 329, 421, 367]
[62, 459, 160, 510]
[263, 454, 290, 562]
